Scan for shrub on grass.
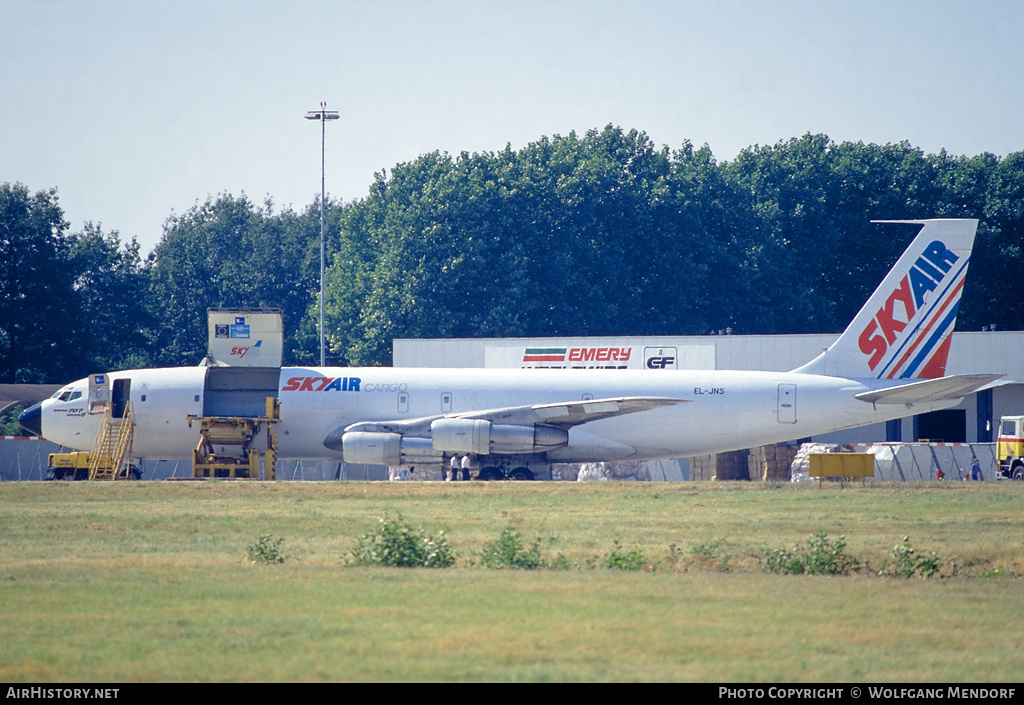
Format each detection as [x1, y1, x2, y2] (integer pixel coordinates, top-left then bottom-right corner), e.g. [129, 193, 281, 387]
[604, 539, 649, 571]
[351, 515, 455, 568]
[479, 526, 570, 569]
[982, 565, 1008, 580]
[762, 531, 858, 575]
[763, 546, 804, 574]
[802, 531, 858, 575]
[878, 535, 942, 579]
[688, 539, 733, 572]
[248, 534, 285, 564]
[480, 526, 545, 569]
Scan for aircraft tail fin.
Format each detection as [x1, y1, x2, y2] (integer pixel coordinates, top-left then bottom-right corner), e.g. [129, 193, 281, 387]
[793, 219, 978, 379]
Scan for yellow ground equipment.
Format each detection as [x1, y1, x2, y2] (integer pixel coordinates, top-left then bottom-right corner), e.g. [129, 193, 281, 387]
[189, 396, 280, 479]
[47, 451, 91, 481]
[88, 401, 136, 480]
[47, 403, 139, 480]
[808, 453, 874, 488]
[996, 416, 1024, 480]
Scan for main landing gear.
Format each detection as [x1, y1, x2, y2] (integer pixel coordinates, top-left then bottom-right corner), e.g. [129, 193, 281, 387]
[477, 465, 536, 481]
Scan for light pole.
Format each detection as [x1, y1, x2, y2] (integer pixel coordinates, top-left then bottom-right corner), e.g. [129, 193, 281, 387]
[305, 102, 339, 367]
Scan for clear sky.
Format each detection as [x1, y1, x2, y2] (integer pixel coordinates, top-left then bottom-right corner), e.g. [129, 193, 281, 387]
[4, 0, 1022, 254]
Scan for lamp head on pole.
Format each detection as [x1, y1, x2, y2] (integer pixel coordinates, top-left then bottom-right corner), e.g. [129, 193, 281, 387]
[305, 108, 340, 121]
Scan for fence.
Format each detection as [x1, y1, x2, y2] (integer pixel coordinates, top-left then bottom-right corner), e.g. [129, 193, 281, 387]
[0, 438, 386, 482]
[852, 442, 998, 482]
[4, 437, 995, 483]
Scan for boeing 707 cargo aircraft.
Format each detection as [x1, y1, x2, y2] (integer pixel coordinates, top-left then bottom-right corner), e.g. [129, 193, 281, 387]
[20, 219, 999, 480]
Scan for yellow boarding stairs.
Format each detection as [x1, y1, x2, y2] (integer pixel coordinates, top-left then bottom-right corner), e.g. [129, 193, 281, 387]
[87, 402, 136, 481]
[188, 397, 280, 480]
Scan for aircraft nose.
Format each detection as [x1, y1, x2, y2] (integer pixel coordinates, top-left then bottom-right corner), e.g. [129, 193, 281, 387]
[18, 402, 43, 436]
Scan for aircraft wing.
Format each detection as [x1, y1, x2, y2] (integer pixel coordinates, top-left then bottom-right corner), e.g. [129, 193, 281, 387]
[343, 396, 687, 435]
[328, 396, 687, 457]
[854, 374, 1003, 406]
[452, 396, 688, 429]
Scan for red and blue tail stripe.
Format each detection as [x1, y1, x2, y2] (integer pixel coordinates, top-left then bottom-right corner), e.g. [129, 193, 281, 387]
[877, 256, 970, 379]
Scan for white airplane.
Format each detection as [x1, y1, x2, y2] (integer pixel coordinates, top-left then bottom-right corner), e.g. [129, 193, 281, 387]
[20, 219, 1000, 480]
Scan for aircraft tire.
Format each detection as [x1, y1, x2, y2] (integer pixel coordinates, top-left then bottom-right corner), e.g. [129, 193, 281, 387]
[478, 467, 503, 481]
[509, 467, 534, 481]
[119, 465, 143, 481]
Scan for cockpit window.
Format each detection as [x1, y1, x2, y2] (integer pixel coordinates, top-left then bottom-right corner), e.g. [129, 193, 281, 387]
[53, 388, 82, 402]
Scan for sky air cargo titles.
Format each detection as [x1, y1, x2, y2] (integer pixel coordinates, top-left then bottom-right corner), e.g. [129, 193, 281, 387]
[283, 376, 362, 392]
[21, 220, 1001, 480]
[282, 377, 414, 393]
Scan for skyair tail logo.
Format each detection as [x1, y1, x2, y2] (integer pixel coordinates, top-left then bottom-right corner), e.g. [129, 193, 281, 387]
[857, 240, 966, 379]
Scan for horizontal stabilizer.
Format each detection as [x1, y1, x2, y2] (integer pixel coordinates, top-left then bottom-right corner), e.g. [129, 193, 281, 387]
[854, 374, 1003, 405]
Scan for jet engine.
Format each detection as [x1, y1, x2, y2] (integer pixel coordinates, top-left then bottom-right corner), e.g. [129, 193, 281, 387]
[330, 419, 569, 466]
[340, 431, 442, 467]
[429, 418, 567, 454]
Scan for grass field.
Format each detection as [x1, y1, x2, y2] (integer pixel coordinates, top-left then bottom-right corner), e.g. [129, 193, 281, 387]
[1, 480, 1022, 682]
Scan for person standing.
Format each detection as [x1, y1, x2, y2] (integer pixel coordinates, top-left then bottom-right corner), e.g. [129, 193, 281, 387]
[970, 458, 984, 481]
[449, 454, 459, 481]
[461, 453, 473, 481]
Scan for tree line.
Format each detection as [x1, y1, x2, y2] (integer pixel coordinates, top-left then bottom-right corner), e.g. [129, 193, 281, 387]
[2, 127, 1022, 382]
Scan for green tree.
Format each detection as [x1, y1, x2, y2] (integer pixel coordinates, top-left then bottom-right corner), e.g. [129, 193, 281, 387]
[0, 183, 75, 382]
[66, 223, 155, 372]
[718, 136, 997, 334]
[324, 126, 725, 364]
[0, 184, 153, 382]
[971, 150, 1024, 331]
[148, 193, 324, 366]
